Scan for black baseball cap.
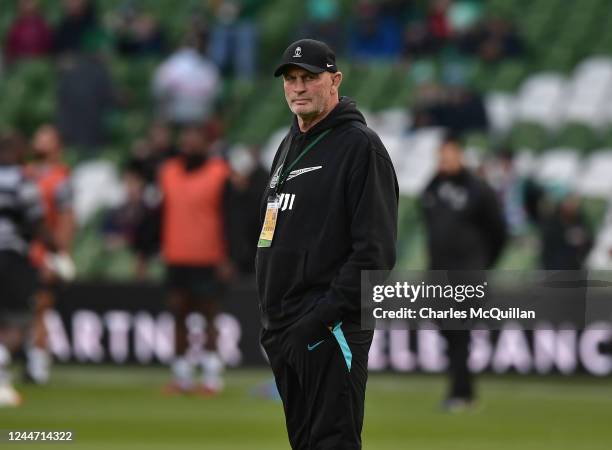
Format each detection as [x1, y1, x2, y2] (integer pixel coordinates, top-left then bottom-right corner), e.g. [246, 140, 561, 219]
[273, 39, 338, 77]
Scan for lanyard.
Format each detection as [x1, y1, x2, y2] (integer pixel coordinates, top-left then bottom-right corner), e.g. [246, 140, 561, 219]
[274, 128, 332, 194]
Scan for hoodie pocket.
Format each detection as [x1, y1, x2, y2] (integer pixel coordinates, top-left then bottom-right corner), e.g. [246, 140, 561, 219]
[256, 247, 307, 313]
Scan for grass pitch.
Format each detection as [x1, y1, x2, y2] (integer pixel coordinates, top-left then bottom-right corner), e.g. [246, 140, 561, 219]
[1, 366, 611, 449]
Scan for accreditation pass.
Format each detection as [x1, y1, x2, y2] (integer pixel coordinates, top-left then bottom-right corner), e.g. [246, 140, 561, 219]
[258, 195, 280, 248]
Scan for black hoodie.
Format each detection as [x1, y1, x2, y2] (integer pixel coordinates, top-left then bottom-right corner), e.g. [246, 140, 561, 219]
[421, 169, 507, 270]
[255, 97, 398, 330]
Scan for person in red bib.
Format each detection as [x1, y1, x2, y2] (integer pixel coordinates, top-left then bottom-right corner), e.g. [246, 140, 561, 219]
[159, 125, 232, 395]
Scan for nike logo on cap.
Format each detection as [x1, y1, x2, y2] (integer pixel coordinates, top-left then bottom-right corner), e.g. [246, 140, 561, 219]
[326, 64, 334, 68]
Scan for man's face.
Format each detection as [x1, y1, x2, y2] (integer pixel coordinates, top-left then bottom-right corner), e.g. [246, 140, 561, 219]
[283, 67, 340, 120]
[19, 0, 38, 15]
[32, 125, 62, 160]
[438, 141, 464, 176]
[149, 123, 171, 151]
[179, 127, 206, 156]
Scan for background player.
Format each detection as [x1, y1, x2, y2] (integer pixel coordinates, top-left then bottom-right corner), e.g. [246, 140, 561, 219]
[159, 125, 232, 395]
[0, 131, 58, 406]
[23, 124, 75, 384]
[421, 134, 507, 411]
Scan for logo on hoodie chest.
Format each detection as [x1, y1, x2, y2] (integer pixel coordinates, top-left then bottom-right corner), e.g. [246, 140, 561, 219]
[269, 165, 323, 189]
[268, 165, 324, 213]
[278, 193, 295, 211]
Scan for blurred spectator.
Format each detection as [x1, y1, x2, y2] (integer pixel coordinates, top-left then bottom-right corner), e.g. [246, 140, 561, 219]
[222, 145, 268, 275]
[521, 180, 593, 270]
[4, 0, 53, 64]
[54, 0, 104, 55]
[348, 0, 403, 60]
[540, 193, 593, 270]
[301, 0, 344, 55]
[102, 165, 159, 279]
[159, 126, 231, 394]
[403, 21, 437, 58]
[127, 122, 177, 185]
[485, 149, 529, 237]
[110, 3, 166, 57]
[427, 0, 452, 44]
[444, 86, 488, 133]
[447, 0, 482, 34]
[56, 49, 116, 151]
[153, 37, 220, 125]
[207, 0, 260, 79]
[412, 84, 488, 134]
[402, 0, 452, 58]
[458, 16, 525, 63]
[185, 7, 211, 53]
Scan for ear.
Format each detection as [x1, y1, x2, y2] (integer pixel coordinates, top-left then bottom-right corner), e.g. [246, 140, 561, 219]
[330, 71, 343, 95]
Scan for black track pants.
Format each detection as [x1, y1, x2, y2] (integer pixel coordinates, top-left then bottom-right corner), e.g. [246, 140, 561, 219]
[261, 311, 373, 450]
[442, 329, 473, 400]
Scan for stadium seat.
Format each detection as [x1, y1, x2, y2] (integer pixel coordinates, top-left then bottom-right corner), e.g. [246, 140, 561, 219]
[555, 123, 600, 153]
[576, 150, 612, 197]
[509, 122, 550, 152]
[463, 132, 490, 154]
[485, 92, 516, 136]
[376, 133, 404, 170]
[533, 148, 581, 188]
[492, 61, 528, 92]
[562, 57, 612, 129]
[515, 73, 566, 130]
[260, 126, 290, 171]
[586, 220, 612, 269]
[396, 128, 442, 196]
[370, 108, 410, 137]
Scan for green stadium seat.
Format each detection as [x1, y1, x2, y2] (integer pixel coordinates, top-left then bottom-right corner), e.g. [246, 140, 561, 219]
[509, 122, 550, 152]
[353, 63, 394, 111]
[492, 61, 528, 91]
[555, 123, 600, 153]
[464, 132, 491, 152]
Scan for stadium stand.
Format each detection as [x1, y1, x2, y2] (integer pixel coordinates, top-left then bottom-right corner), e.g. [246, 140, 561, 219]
[2, 0, 612, 276]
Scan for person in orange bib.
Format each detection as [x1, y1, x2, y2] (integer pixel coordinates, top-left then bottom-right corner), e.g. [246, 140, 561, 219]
[159, 125, 232, 395]
[24, 124, 75, 384]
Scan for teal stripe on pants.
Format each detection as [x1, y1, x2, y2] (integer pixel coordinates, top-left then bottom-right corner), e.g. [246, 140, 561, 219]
[332, 322, 352, 371]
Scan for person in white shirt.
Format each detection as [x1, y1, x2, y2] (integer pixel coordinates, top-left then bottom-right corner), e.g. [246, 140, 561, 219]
[152, 38, 220, 125]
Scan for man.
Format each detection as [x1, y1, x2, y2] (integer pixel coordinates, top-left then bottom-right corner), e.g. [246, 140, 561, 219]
[0, 132, 55, 406]
[24, 124, 75, 384]
[256, 39, 398, 449]
[4, 0, 53, 64]
[421, 134, 507, 411]
[159, 125, 231, 395]
[152, 36, 220, 126]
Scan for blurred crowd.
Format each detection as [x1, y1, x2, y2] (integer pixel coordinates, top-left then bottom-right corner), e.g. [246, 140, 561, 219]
[0, 0, 526, 137]
[303, 0, 524, 63]
[0, 0, 593, 279]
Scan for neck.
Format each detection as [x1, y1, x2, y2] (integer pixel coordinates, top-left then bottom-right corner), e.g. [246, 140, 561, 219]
[297, 97, 339, 133]
[38, 155, 60, 166]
